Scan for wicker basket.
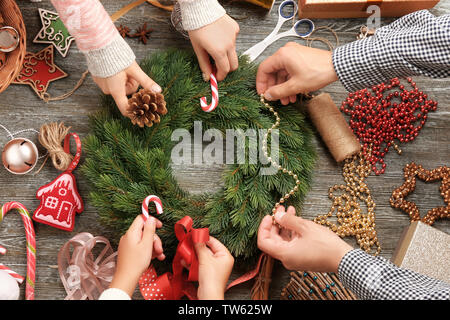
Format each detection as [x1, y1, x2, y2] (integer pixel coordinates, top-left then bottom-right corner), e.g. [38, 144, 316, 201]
[0, 0, 26, 94]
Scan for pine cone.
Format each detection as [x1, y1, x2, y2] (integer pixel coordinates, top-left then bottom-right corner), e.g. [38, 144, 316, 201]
[127, 89, 167, 128]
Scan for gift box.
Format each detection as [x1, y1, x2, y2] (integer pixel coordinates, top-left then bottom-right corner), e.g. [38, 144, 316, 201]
[391, 221, 449, 284]
[298, 0, 440, 19]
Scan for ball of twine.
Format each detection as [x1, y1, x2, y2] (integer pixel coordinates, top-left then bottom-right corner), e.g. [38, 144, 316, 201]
[38, 122, 73, 171]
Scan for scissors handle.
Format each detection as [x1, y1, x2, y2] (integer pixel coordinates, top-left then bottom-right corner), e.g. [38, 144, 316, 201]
[242, 1, 311, 62]
[243, 40, 272, 62]
[278, 0, 298, 19]
[267, 20, 314, 46]
[294, 19, 315, 38]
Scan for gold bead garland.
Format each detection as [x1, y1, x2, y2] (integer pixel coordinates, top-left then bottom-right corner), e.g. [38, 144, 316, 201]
[314, 149, 381, 256]
[259, 94, 301, 215]
[260, 95, 381, 255]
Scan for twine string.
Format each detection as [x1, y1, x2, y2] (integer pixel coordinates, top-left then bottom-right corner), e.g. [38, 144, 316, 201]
[41, 70, 89, 103]
[304, 25, 340, 51]
[35, 122, 73, 175]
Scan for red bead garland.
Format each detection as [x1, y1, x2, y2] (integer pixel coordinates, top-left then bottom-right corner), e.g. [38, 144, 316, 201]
[341, 77, 438, 175]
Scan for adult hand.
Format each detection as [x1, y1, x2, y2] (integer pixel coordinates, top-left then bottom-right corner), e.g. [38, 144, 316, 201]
[110, 215, 165, 297]
[195, 236, 234, 300]
[189, 15, 240, 82]
[256, 42, 338, 105]
[92, 61, 162, 117]
[257, 206, 352, 273]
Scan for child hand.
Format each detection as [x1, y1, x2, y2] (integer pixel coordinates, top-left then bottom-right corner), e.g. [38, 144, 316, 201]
[257, 206, 353, 273]
[194, 236, 234, 300]
[189, 15, 240, 82]
[110, 215, 164, 297]
[92, 61, 162, 117]
[256, 42, 338, 105]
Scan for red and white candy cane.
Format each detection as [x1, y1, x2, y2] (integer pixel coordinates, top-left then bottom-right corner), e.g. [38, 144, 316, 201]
[200, 72, 219, 112]
[0, 246, 24, 283]
[0, 202, 36, 300]
[141, 195, 163, 221]
[0, 263, 25, 284]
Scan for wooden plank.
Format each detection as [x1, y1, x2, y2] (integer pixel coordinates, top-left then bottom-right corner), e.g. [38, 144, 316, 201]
[0, 0, 448, 300]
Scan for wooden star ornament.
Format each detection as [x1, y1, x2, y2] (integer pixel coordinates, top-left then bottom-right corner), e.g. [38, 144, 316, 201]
[12, 46, 68, 99]
[33, 8, 75, 57]
[390, 162, 450, 225]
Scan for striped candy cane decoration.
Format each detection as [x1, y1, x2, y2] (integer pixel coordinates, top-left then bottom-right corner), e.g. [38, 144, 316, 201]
[200, 73, 219, 112]
[141, 195, 163, 221]
[0, 202, 36, 300]
[0, 263, 25, 284]
[0, 246, 24, 283]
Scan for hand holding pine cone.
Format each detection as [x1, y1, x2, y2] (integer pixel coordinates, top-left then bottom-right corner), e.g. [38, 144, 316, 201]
[127, 89, 168, 127]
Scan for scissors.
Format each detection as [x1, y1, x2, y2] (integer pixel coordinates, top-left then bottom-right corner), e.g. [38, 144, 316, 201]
[243, 0, 315, 62]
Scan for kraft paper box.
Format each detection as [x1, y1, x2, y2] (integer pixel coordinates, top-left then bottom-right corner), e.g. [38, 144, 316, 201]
[298, 0, 441, 19]
[391, 221, 449, 284]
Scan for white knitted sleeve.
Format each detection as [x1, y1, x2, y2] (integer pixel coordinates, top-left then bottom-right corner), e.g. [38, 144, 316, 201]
[178, 0, 226, 31]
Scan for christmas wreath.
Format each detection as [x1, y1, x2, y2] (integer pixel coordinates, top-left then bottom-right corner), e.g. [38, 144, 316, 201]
[82, 49, 316, 261]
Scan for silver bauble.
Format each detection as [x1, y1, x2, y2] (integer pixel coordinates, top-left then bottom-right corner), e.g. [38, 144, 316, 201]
[2, 138, 39, 174]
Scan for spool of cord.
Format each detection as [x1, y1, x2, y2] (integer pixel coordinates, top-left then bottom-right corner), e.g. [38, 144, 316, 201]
[306, 93, 360, 162]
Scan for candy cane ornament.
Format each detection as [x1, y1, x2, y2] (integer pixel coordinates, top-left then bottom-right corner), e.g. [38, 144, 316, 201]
[141, 195, 163, 221]
[0, 244, 24, 283]
[0, 263, 25, 284]
[0, 202, 36, 300]
[200, 72, 219, 112]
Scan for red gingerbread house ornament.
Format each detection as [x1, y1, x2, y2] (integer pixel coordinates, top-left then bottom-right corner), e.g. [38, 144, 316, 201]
[34, 172, 83, 231]
[33, 132, 84, 231]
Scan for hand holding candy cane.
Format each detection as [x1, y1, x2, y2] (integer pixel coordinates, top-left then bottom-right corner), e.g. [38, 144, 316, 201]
[200, 72, 219, 113]
[110, 206, 164, 297]
[141, 195, 164, 261]
[188, 15, 240, 82]
[141, 195, 163, 221]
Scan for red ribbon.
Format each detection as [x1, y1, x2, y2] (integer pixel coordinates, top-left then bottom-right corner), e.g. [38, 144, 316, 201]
[226, 252, 265, 291]
[63, 132, 82, 173]
[139, 216, 209, 300]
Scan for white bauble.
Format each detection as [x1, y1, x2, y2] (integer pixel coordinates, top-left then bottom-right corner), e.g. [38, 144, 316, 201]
[0, 270, 20, 300]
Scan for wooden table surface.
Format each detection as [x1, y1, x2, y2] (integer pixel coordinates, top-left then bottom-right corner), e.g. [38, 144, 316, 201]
[0, 0, 449, 300]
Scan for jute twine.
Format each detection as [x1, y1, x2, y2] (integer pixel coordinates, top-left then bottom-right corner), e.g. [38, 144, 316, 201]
[35, 122, 73, 174]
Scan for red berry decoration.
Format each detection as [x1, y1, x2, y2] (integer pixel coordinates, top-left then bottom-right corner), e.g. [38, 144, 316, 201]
[341, 77, 438, 175]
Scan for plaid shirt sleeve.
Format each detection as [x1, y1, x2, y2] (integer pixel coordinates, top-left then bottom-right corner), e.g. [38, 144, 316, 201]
[332, 10, 450, 92]
[337, 249, 450, 300]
